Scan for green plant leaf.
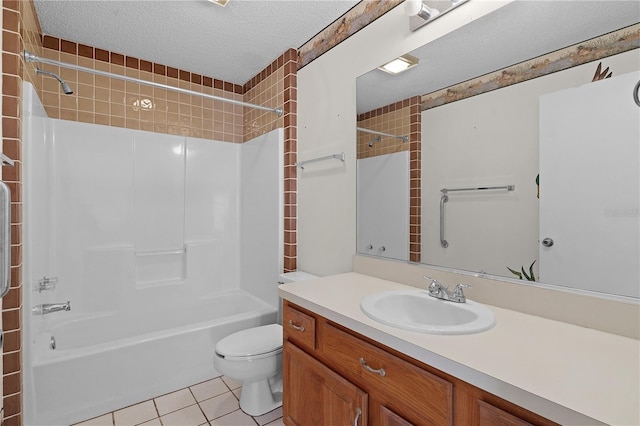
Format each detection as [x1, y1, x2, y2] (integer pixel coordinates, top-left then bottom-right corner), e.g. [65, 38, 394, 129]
[507, 267, 523, 279]
[521, 266, 531, 281]
[529, 260, 537, 282]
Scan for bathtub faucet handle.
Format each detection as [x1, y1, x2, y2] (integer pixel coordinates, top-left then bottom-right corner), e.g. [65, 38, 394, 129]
[34, 276, 58, 293]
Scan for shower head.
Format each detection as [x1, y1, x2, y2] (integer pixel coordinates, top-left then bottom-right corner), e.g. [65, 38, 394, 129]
[36, 67, 74, 95]
[368, 136, 382, 147]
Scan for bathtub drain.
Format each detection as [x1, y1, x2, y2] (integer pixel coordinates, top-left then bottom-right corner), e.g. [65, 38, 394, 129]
[49, 335, 56, 350]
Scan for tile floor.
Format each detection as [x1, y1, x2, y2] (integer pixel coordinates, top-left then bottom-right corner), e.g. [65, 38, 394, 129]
[73, 376, 284, 426]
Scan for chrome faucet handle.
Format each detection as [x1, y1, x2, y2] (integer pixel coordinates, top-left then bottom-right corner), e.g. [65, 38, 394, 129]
[453, 284, 472, 298]
[424, 275, 446, 295]
[423, 275, 441, 285]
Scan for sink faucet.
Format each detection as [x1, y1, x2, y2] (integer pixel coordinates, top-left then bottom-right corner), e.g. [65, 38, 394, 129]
[424, 276, 472, 303]
[32, 301, 71, 315]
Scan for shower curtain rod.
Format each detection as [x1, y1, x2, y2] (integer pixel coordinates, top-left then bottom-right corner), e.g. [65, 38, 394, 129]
[356, 127, 408, 142]
[24, 51, 283, 116]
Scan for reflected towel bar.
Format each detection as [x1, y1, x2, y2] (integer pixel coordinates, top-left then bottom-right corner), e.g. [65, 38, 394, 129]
[440, 184, 515, 248]
[135, 249, 186, 257]
[441, 184, 515, 194]
[296, 152, 345, 169]
[357, 127, 408, 142]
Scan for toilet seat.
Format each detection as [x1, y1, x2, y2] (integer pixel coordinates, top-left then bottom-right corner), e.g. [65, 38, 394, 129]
[215, 324, 283, 361]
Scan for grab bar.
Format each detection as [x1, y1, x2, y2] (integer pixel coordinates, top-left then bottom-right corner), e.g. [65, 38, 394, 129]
[296, 152, 345, 169]
[439, 184, 515, 248]
[440, 193, 449, 248]
[0, 182, 11, 297]
[357, 127, 409, 142]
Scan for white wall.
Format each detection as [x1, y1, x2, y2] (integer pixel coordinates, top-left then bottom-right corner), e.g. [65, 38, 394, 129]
[297, 1, 513, 276]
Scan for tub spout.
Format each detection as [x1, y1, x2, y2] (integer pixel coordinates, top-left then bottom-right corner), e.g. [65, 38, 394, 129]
[33, 301, 71, 315]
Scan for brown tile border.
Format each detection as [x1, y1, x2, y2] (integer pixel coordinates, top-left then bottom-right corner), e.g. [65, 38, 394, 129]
[297, 0, 403, 69]
[41, 35, 245, 94]
[421, 23, 640, 110]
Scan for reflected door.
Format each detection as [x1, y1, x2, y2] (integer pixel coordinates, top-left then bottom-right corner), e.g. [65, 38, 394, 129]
[539, 71, 640, 297]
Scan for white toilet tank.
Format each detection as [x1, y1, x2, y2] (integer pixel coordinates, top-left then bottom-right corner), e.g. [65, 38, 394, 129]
[277, 271, 317, 324]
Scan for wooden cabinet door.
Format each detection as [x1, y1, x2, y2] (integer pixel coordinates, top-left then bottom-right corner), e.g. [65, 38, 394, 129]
[380, 405, 415, 426]
[478, 400, 533, 426]
[283, 341, 367, 426]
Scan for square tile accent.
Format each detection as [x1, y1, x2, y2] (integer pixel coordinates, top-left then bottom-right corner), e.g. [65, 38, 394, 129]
[199, 392, 240, 421]
[209, 409, 255, 426]
[190, 377, 230, 402]
[254, 407, 283, 426]
[221, 375, 242, 390]
[159, 404, 207, 426]
[154, 388, 197, 416]
[113, 400, 158, 426]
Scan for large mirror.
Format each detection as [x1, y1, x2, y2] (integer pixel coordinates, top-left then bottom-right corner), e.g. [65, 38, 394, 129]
[356, 1, 640, 298]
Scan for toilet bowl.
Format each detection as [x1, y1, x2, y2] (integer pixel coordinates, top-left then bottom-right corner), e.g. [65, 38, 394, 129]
[214, 323, 283, 416]
[214, 271, 318, 416]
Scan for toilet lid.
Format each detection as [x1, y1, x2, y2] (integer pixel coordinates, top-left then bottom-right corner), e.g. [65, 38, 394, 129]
[215, 324, 283, 358]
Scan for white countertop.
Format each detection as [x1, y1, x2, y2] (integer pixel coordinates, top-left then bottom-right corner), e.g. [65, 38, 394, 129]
[278, 272, 640, 426]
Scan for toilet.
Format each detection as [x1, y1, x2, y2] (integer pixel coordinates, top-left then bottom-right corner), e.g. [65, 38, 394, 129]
[213, 271, 318, 416]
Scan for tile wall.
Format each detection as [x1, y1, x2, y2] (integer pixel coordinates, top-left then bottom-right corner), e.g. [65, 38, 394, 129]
[357, 96, 421, 262]
[1, 0, 41, 423]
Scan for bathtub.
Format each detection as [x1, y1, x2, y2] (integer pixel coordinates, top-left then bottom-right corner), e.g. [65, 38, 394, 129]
[25, 290, 277, 426]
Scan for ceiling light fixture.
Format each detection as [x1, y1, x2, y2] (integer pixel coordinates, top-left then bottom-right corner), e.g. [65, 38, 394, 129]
[405, 0, 439, 21]
[208, 0, 229, 7]
[377, 54, 420, 75]
[405, 0, 469, 32]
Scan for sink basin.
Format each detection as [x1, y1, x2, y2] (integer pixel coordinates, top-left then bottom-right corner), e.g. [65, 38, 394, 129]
[360, 290, 496, 335]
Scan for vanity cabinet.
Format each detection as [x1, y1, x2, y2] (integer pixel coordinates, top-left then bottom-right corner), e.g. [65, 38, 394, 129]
[283, 341, 367, 425]
[282, 301, 557, 426]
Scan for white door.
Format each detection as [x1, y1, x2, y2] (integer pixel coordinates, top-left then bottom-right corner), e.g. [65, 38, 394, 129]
[539, 71, 640, 297]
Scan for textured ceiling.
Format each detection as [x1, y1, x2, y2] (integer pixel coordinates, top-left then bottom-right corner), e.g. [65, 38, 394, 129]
[357, 1, 640, 114]
[34, 0, 359, 85]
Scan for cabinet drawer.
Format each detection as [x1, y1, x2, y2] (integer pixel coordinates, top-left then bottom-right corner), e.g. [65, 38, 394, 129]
[283, 303, 316, 352]
[321, 322, 453, 426]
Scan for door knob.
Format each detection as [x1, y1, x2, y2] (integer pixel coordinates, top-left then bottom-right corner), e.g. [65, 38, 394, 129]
[542, 238, 554, 247]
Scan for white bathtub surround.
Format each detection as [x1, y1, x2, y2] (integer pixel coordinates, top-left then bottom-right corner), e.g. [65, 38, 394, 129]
[22, 83, 284, 425]
[357, 151, 409, 261]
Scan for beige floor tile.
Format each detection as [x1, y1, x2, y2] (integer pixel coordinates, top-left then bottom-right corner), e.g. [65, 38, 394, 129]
[254, 406, 282, 426]
[221, 375, 242, 390]
[199, 392, 240, 421]
[264, 418, 285, 426]
[232, 388, 242, 401]
[73, 413, 113, 425]
[159, 404, 207, 426]
[113, 400, 158, 426]
[155, 388, 197, 416]
[209, 409, 256, 426]
[138, 418, 162, 426]
[190, 377, 230, 402]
